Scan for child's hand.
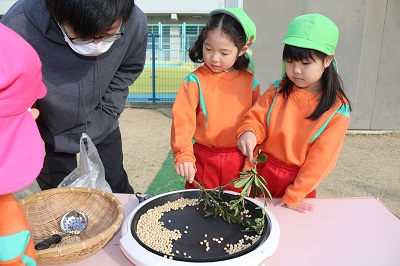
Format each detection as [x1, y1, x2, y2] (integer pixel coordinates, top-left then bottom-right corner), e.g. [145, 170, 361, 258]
[29, 108, 40, 120]
[175, 162, 196, 183]
[275, 200, 314, 214]
[237, 131, 257, 162]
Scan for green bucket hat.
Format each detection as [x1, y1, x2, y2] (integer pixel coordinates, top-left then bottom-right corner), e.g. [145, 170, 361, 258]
[283, 13, 338, 55]
[282, 13, 339, 73]
[210, 8, 257, 71]
[210, 8, 256, 47]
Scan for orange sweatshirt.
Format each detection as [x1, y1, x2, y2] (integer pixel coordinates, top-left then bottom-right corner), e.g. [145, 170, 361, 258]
[0, 194, 36, 266]
[237, 81, 350, 206]
[171, 65, 261, 167]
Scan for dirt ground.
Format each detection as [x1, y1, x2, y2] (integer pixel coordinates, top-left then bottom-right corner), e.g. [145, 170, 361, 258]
[16, 107, 400, 217]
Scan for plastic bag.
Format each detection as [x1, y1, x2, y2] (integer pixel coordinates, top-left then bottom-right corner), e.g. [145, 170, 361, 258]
[58, 133, 112, 193]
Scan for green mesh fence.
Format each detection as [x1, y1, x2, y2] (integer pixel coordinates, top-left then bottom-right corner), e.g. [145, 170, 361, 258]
[127, 23, 204, 103]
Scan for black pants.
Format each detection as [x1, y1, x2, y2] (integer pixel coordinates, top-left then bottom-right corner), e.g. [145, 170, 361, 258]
[37, 127, 134, 193]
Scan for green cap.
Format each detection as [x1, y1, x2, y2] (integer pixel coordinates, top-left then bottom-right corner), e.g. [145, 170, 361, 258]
[210, 8, 257, 71]
[210, 8, 256, 47]
[283, 13, 338, 55]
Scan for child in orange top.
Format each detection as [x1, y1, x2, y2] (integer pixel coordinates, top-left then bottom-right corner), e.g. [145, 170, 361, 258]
[237, 14, 351, 213]
[0, 23, 47, 265]
[171, 8, 261, 191]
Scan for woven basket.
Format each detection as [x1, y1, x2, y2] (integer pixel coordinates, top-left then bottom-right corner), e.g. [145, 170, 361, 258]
[20, 187, 124, 264]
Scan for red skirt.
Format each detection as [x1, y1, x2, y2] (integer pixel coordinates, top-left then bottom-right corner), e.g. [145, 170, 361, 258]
[257, 154, 316, 198]
[185, 143, 244, 193]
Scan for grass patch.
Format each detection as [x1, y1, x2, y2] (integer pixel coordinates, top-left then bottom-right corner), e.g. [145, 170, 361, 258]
[129, 61, 195, 94]
[146, 150, 185, 194]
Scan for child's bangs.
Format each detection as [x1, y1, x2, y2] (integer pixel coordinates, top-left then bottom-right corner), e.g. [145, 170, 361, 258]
[283, 45, 315, 61]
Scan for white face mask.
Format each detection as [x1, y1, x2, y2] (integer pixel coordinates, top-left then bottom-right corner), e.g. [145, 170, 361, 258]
[59, 25, 115, 57]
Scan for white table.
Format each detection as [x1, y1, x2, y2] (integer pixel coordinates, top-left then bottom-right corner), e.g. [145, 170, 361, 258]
[41, 194, 400, 266]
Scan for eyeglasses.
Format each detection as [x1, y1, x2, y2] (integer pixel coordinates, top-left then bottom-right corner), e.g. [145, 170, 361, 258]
[62, 24, 125, 45]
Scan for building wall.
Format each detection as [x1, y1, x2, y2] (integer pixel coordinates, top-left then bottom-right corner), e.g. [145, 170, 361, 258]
[145, 15, 207, 25]
[0, 1, 16, 15]
[2, 0, 399, 129]
[136, 0, 233, 24]
[245, 0, 399, 130]
[135, 0, 225, 14]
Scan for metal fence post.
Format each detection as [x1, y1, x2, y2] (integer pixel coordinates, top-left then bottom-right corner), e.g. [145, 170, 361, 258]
[150, 33, 159, 103]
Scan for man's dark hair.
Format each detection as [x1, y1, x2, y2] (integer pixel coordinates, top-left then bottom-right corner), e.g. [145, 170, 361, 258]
[46, 0, 134, 36]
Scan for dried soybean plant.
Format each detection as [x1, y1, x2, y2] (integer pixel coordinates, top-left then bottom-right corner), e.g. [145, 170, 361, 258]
[195, 152, 272, 234]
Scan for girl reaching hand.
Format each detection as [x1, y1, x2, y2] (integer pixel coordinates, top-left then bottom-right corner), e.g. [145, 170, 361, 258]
[237, 14, 352, 213]
[171, 8, 261, 192]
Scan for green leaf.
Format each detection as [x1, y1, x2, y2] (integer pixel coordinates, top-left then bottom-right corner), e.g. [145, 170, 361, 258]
[265, 187, 273, 200]
[241, 176, 253, 197]
[254, 176, 261, 188]
[234, 176, 251, 188]
[257, 154, 267, 163]
[239, 170, 252, 175]
[204, 212, 213, 218]
[258, 175, 268, 185]
[194, 162, 269, 234]
[257, 177, 269, 192]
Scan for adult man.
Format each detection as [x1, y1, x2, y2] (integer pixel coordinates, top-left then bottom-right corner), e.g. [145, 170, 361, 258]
[1, 0, 148, 193]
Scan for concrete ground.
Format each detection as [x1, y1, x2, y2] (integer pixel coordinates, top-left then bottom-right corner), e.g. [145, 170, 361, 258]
[16, 106, 400, 217]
